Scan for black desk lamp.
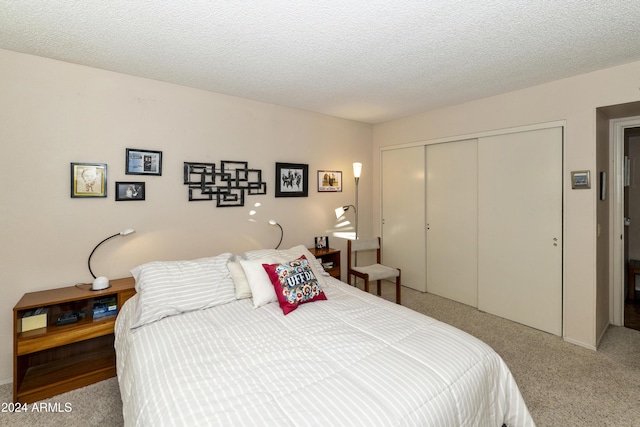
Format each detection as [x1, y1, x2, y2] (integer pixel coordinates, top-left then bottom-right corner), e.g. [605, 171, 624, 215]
[88, 228, 135, 290]
[268, 220, 283, 250]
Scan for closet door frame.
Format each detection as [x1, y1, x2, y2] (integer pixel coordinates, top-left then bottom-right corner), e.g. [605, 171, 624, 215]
[378, 120, 565, 330]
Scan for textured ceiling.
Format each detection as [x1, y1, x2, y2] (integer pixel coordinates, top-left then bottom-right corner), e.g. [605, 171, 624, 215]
[2, 1, 640, 123]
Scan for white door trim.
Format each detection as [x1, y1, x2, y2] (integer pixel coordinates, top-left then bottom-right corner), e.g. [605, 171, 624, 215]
[378, 120, 567, 152]
[611, 116, 640, 326]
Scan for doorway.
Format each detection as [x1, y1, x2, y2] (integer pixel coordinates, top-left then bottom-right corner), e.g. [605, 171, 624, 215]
[611, 111, 640, 329]
[624, 126, 640, 330]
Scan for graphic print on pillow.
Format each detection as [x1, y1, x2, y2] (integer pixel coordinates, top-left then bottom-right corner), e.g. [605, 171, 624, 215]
[263, 255, 327, 314]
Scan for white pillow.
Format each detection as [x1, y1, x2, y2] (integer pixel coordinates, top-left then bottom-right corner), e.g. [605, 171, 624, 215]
[242, 245, 329, 287]
[239, 258, 277, 308]
[130, 253, 235, 328]
[241, 248, 281, 260]
[227, 260, 251, 299]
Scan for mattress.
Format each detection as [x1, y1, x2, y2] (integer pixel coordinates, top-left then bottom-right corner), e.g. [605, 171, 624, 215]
[115, 276, 534, 426]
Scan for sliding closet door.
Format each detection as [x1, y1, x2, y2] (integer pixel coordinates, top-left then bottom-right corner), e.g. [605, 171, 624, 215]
[478, 127, 563, 335]
[426, 139, 478, 307]
[381, 146, 426, 292]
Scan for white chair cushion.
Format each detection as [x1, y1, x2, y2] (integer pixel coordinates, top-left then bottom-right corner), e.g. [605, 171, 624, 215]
[352, 263, 399, 281]
[350, 238, 380, 251]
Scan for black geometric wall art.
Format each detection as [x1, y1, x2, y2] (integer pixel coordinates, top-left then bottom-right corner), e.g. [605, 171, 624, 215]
[183, 161, 267, 207]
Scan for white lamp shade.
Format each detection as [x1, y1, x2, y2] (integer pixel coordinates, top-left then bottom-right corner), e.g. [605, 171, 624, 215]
[353, 162, 362, 178]
[335, 207, 346, 219]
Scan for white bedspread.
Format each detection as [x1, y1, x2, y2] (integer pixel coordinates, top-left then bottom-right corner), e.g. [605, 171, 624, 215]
[115, 277, 534, 426]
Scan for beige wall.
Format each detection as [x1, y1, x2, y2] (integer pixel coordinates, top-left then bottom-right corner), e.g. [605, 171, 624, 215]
[373, 60, 640, 349]
[4, 45, 640, 382]
[0, 49, 373, 382]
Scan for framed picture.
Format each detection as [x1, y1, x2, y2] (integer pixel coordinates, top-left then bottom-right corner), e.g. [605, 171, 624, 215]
[125, 148, 162, 176]
[315, 236, 329, 250]
[571, 170, 591, 189]
[318, 170, 342, 192]
[115, 182, 145, 201]
[275, 162, 308, 197]
[70, 162, 107, 198]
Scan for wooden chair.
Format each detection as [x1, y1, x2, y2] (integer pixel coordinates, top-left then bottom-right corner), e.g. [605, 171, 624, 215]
[347, 237, 401, 304]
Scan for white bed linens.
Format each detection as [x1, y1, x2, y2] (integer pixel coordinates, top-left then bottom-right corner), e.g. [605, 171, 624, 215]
[115, 277, 534, 426]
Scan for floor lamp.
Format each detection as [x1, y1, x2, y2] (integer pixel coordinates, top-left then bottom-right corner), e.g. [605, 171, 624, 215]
[353, 162, 361, 240]
[353, 162, 362, 267]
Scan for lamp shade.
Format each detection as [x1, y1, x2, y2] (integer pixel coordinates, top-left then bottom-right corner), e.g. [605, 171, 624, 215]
[353, 162, 362, 178]
[335, 204, 356, 219]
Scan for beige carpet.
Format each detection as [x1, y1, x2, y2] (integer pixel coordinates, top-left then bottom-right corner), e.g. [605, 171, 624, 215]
[1, 284, 639, 426]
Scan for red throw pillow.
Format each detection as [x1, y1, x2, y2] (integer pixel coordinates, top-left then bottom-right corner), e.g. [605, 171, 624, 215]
[262, 255, 327, 314]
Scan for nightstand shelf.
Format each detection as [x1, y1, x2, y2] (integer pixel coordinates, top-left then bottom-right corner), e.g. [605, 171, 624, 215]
[13, 277, 135, 403]
[308, 247, 341, 279]
[17, 317, 116, 354]
[17, 344, 116, 404]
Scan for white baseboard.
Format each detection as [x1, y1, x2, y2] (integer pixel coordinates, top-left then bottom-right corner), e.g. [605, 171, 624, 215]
[595, 323, 610, 348]
[0, 377, 12, 386]
[563, 336, 597, 351]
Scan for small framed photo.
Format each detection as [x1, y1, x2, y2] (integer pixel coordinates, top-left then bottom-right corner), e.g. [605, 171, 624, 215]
[275, 162, 308, 197]
[115, 182, 145, 201]
[315, 236, 329, 250]
[70, 162, 107, 198]
[126, 148, 162, 176]
[318, 170, 342, 192]
[571, 170, 591, 189]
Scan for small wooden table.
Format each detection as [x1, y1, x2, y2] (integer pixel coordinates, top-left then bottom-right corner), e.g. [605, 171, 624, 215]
[308, 247, 341, 279]
[628, 260, 640, 301]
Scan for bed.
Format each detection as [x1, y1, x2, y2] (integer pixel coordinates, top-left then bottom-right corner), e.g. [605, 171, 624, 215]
[115, 245, 534, 426]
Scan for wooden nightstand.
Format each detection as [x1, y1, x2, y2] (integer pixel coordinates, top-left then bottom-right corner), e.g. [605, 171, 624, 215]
[13, 277, 135, 403]
[308, 247, 341, 279]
